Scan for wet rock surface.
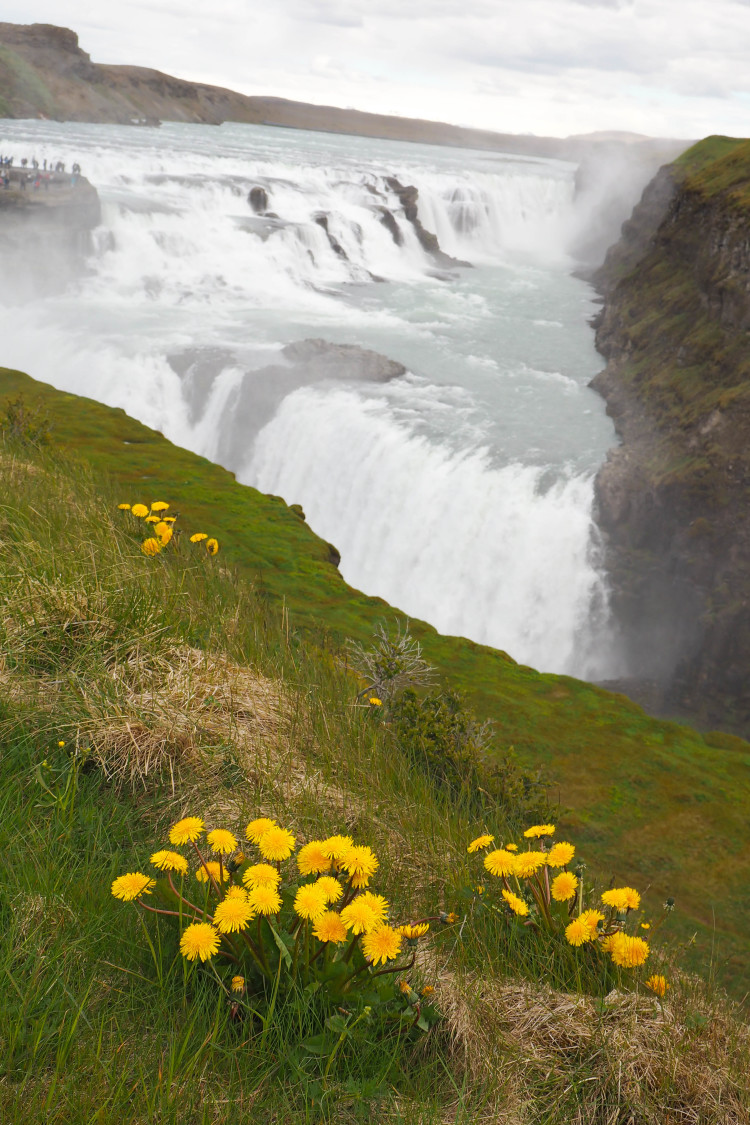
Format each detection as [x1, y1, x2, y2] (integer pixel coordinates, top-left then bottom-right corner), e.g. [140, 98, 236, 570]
[385, 177, 472, 269]
[168, 338, 406, 483]
[590, 147, 750, 733]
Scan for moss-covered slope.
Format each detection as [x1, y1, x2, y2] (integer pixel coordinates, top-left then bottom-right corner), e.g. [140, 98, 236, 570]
[2, 364, 750, 988]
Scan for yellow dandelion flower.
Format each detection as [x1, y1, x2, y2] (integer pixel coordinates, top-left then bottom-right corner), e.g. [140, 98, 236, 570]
[57, 740, 65, 747]
[231, 975, 245, 992]
[523, 824, 555, 839]
[399, 979, 412, 994]
[141, 537, 162, 556]
[224, 885, 249, 900]
[190, 532, 208, 543]
[155, 521, 173, 545]
[546, 842, 575, 868]
[245, 817, 277, 844]
[321, 835, 354, 861]
[150, 501, 169, 512]
[467, 834, 495, 853]
[565, 916, 595, 947]
[358, 892, 389, 921]
[645, 974, 669, 997]
[313, 911, 348, 944]
[180, 922, 220, 962]
[340, 899, 378, 935]
[421, 985, 435, 997]
[150, 849, 189, 875]
[241, 863, 281, 890]
[131, 503, 149, 518]
[195, 861, 227, 884]
[362, 924, 402, 966]
[580, 909, 604, 936]
[169, 816, 205, 845]
[294, 884, 328, 921]
[505, 843, 519, 852]
[247, 884, 282, 915]
[640, 922, 651, 930]
[207, 829, 238, 855]
[117, 503, 131, 510]
[483, 849, 518, 877]
[258, 826, 296, 862]
[602, 887, 641, 912]
[369, 696, 382, 706]
[145, 515, 160, 524]
[397, 922, 430, 939]
[314, 876, 343, 904]
[551, 871, 578, 901]
[514, 851, 547, 878]
[213, 897, 255, 933]
[297, 841, 333, 876]
[340, 845, 379, 886]
[501, 889, 529, 916]
[111, 872, 155, 901]
[609, 933, 649, 968]
[206, 538, 219, 556]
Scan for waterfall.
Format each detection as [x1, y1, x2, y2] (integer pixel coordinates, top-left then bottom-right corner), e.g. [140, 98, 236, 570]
[0, 120, 618, 679]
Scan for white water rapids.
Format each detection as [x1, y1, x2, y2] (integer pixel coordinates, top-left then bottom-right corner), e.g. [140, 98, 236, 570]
[0, 120, 622, 678]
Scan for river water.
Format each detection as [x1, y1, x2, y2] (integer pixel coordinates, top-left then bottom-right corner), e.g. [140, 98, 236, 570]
[0, 119, 620, 677]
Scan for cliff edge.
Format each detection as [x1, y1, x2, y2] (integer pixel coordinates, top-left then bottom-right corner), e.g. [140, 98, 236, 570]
[592, 136, 750, 732]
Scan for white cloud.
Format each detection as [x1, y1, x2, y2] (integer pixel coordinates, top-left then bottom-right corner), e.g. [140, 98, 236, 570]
[3, 0, 750, 137]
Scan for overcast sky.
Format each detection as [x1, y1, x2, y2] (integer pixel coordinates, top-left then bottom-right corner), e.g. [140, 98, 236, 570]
[6, 0, 750, 139]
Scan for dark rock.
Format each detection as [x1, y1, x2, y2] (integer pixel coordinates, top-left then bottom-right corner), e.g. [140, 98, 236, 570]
[280, 338, 406, 381]
[375, 206, 404, 246]
[248, 185, 269, 213]
[590, 146, 750, 734]
[385, 176, 472, 269]
[313, 212, 348, 259]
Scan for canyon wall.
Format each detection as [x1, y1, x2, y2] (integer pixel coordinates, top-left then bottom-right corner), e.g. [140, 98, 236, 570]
[592, 136, 750, 732]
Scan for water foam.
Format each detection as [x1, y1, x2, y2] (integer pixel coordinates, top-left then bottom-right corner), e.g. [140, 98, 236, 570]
[245, 387, 614, 678]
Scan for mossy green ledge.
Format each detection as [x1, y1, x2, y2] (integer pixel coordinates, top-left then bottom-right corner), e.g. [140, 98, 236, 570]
[2, 364, 750, 990]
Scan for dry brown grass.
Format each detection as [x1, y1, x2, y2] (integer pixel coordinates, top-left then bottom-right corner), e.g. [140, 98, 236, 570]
[433, 961, 750, 1124]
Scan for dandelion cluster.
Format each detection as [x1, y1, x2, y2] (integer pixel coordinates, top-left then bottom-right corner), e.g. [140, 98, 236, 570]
[111, 812, 441, 1024]
[466, 822, 671, 991]
[117, 500, 219, 559]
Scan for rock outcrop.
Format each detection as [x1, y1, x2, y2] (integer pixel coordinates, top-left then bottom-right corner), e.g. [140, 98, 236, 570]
[0, 168, 100, 300]
[591, 136, 750, 733]
[385, 177, 471, 269]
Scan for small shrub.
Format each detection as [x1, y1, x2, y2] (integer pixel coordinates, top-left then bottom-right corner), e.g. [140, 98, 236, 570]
[388, 688, 553, 822]
[1, 394, 51, 446]
[347, 621, 436, 700]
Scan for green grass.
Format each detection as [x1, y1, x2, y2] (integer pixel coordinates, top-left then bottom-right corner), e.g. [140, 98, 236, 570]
[0, 435, 747, 1123]
[2, 365, 750, 998]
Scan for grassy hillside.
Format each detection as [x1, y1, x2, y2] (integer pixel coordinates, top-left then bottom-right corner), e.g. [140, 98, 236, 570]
[2, 365, 750, 997]
[0, 422, 748, 1123]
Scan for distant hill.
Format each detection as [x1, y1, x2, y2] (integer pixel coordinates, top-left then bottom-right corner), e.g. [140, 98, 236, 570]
[0, 22, 686, 164]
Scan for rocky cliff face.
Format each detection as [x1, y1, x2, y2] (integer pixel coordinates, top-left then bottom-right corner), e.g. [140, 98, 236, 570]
[591, 136, 750, 733]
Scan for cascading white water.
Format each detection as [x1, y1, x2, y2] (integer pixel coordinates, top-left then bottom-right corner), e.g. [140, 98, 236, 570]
[246, 386, 611, 676]
[0, 120, 621, 678]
